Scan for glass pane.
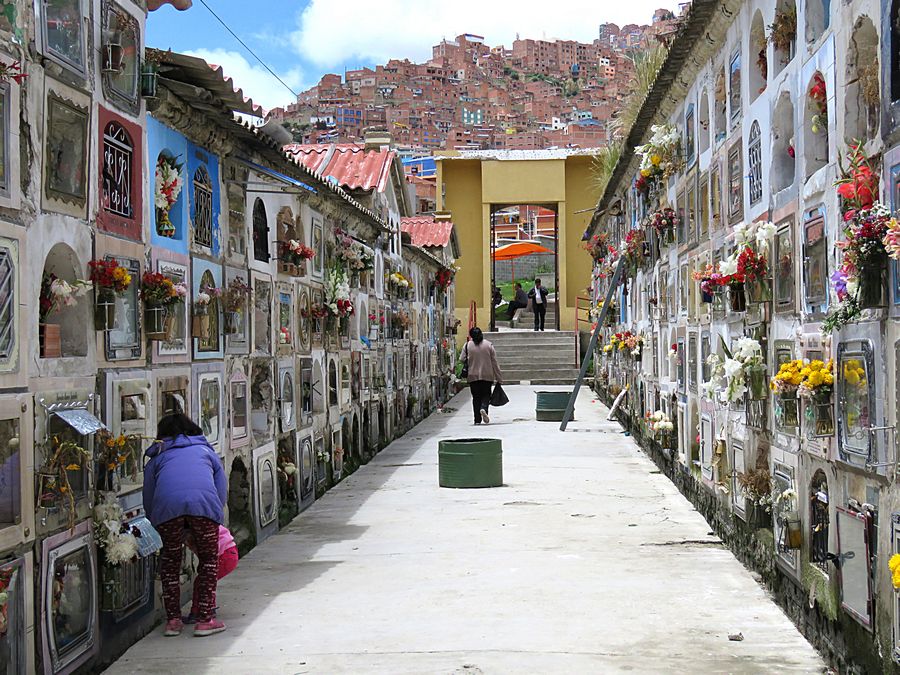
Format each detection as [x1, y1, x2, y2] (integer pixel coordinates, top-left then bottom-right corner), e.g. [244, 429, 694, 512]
[775, 228, 794, 307]
[121, 394, 145, 422]
[108, 13, 138, 99]
[259, 458, 275, 523]
[200, 379, 220, 445]
[254, 282, 271, 354]
[840, 354, 871, 455]
[47, 98, 87, 200]
[108, 274, 138, 349]
[0, 87, 7, 192]
[0, 560, 23, 673]
[278, 294, 291, 346]
[301, 362, 312, 414]
[804, 215, 827, 304]
[198, 270, 219, 353]
[45, 0, 84, 70]
[281, 372, 294, 427]
[231, 382, 247, 438]
[51, 545, 91, 655]
[0, 419, 21, 526]
[729, 52, 741, 120]
[46, 418, 88, 498]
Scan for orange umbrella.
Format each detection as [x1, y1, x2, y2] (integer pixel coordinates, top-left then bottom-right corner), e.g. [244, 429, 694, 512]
[492, 241, 554, 261]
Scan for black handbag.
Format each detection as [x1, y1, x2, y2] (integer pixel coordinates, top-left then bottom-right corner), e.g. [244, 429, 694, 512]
[459, 343, 469, 380]
[490, 383, 509, 407]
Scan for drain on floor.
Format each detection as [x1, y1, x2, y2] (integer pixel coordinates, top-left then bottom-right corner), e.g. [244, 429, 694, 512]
[503, 500, 543, 506]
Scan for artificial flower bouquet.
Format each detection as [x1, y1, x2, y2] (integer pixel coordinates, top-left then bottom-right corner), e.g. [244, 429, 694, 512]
[325, 266, 354, 318]
[88, 259, 132, 294]
[39, 273, 92, 323]
[139, 272, 187, 307]
[703, 336, 765, 403]
[155, 155, 183, 237]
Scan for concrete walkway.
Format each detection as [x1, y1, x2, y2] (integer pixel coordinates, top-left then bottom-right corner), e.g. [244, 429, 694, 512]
[107, 386, 824, 675]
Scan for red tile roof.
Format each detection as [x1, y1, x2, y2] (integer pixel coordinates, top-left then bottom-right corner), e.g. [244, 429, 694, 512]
[283, 143, 396, 192]
[401, 216, 454, 248]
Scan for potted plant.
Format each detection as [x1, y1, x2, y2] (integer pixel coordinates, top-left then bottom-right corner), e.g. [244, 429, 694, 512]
[39, 274, 92, 358]
[222, 277, 251, 335]
[88, 259, 132, 331]
[798, 359, 835, 437]
[737, 467, 773, 528]
[141, 47, 163, 98]
[368, 312, 380, 340]
[280, 239, 314, 276]
[767, 7, 796, 61]
[770, 359, 802, 428]
[775, 488, 802, 550]
[154, 154, 183, 238]
[139, 272, 187, 340]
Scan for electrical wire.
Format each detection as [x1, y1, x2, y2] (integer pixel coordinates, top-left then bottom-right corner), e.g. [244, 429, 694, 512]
[195, 0, 299, 100]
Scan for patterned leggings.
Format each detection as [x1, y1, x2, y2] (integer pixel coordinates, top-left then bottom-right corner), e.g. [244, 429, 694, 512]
[157, 516, 219, 621]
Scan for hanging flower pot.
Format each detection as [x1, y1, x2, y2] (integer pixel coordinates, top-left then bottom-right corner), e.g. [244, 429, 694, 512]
[278, 260, 297, 276]
[192, 312, 211, 339]
[776, 393, 799, 428]
[94, 288, 117, 331]
[39, 323, 62, 358]
[102, 41, 125, 74]
[780, 510, 803, 550]
[746, 364, 768, 400]
[728, 282, 746, 312]
[296, 260, 307, 278]
[746, 277, 772, 304]
[141, 61, 159, 98]
[858, 253, 887, 308]
[806, 397, 835, 438]
[224, 310, 242, 335]
[145, 305, 171, 341]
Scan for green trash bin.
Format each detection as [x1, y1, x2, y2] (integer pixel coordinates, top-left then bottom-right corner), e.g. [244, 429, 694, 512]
[535, 391, 572, 422]
[438, 438, 503, 488]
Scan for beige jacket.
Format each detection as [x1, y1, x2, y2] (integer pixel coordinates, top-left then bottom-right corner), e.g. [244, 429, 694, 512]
[460, 339, 503, 383]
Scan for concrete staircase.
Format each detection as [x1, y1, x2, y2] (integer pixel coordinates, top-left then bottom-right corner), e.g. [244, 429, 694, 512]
[485, 330, 579, 385]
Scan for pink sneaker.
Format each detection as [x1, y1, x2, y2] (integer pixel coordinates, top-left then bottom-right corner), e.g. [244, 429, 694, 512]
[193, 618, 226, 637]
[163, 618, 183, 636]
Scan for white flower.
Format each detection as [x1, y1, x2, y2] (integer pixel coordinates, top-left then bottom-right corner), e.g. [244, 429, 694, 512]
[755, 221, 777, 249]
[733, 223, 748, 244]
[106, 532, 139, 565]
[718, 258, 738, 276]
[722, 358, 743, 379]
[705, 353, 721, 366]
[195, 292, 211, 305]
[282, 462, 297, 475]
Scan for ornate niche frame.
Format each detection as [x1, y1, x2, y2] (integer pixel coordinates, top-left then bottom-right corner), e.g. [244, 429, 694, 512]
[45, 91, 90, 211]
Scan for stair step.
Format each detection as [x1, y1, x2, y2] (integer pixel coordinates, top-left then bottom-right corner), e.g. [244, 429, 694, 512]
[502, 368, 581, 380]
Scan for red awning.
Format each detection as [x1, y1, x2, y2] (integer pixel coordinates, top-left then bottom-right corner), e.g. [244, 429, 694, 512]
[491, 242, 553, 261]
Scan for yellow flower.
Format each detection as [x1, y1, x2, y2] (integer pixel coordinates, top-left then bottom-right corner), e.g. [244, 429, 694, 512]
[640, 169, 651, 177]
[65, 463, 81, 471]
[823, 373, 833, 385]
[889, 553, 900, 574]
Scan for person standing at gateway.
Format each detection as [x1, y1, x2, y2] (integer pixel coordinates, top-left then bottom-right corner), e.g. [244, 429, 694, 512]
[459, 327, 503, 424]
[529, 278, 549, 331]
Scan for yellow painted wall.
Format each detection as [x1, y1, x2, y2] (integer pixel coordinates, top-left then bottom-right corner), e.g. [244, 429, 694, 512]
[438, 154, 599, 334]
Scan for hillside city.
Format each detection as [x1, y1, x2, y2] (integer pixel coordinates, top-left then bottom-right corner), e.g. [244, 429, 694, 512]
[267, 8, 680, 153]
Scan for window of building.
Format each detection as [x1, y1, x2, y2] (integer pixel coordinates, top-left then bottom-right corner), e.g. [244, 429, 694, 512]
[727, 142, 743, 224]
[748, 121, 763, 205]
[774, 221, 794, 312]
[192, 165, 213, 249]
[102, 3, 139, 109]
[729, 50, 742, 123]
[252, 198, 269, 263]
[46, 94, 88, 206]
[0, 84, 8, 198]
[101, 122, 133, 219]
[105, 256, 140, 360]
[837, 342, 874, 464]
[42, 0, 86, 75]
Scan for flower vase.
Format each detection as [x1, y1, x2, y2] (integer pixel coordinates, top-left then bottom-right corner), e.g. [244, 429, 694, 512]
[141, 61, 159, 98]
[747, 278, 772, 304]
[746, 364, 768, 400]
[279, 260, 297, 276]
[145, 305, 170, 341]
[858, 254, 887, 308]
[781, 510, 802, 549]
[701, 281, 714, 304]
[157, 208, 175, 237]
[94, 288, 117, 331]
[807, 396, 835, 437]
[224, 310, 242, 335]
[728, 282, 746, 312]
[39, 323, 62, 358]
[192, 312, 211, 339]
[777, 393, 799, 428]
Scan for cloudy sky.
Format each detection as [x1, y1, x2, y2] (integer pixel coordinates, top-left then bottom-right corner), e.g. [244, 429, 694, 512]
[147, 0, 683, 111]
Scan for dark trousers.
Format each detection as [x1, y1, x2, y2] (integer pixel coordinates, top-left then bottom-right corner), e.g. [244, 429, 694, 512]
[470, 380, 492, 423]
[533, 303, 546, 330]
[157, 515, 219, 621]
[506, 300, 526, 319]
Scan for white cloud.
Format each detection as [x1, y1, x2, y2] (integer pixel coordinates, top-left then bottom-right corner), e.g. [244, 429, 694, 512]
[291, 0, 683, 68]
[182, 48, 306, 111]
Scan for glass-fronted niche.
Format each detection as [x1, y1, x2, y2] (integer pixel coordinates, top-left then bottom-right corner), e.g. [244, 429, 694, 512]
[196, 372, 222, 453]
[103, 376, 152, 493]
[837, 341, 876, 468]
[0, 555, 28, 674]
[0, 396, 31, 551]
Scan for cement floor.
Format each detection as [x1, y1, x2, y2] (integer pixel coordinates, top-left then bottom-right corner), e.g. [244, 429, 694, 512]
[106, 386, 825, 675]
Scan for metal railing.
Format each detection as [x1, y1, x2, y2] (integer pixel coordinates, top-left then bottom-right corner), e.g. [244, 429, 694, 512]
[574, 295, 593, 366]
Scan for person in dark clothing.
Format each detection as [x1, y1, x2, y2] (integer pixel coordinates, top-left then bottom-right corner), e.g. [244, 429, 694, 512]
[144, 413, 228, 638]
[506, 283, 529, 319]
[458, 327, 503, 424]
[492, 286, 503, 307]
[528, 278, 550, 331]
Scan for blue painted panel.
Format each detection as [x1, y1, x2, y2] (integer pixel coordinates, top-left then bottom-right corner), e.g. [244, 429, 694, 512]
[147, 117, 190, 255]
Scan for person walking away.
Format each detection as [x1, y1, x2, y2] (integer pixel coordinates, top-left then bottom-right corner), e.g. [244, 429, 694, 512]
[459, 327, 503, 424]
[528, 278, 550, 331]
[182, 524, 239, 624]
[143, 413, 228, 637]
[506, 283, 529, 320]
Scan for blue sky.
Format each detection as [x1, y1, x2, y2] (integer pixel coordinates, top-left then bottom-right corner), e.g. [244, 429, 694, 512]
[147, 0, 683, 111]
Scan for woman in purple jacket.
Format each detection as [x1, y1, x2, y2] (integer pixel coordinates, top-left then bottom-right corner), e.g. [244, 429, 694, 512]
[143, 413, 228, 638]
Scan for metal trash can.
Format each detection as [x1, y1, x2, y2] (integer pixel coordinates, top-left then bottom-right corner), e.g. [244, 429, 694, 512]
[535, 391, 572, 422]
[438, 438, 503, 488]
